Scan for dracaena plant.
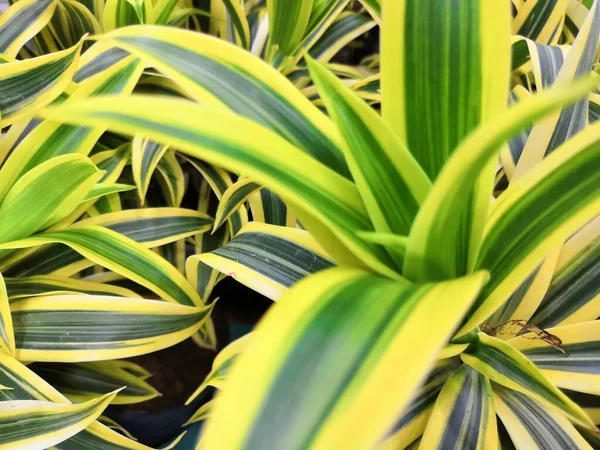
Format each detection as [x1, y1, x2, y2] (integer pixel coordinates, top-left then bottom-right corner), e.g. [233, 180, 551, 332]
[15, 0, 376, 300]
[0, 1, 230, 448]
[23, 2, 600, 450]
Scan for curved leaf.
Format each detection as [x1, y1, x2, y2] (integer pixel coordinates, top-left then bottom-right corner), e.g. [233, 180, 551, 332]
[198, 222, 334, 300]
[201, 268, 487, 449]
[11, 294, 212, 362]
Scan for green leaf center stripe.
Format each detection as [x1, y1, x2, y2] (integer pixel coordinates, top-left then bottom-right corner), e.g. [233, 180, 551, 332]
[385, 361, 457, 437]
[522, 342, 600, 373]
[0, 0, 53, 52]
[260, 190, 288, 226]
[5, 279, 109, 298]
[534, 43, 564, 88]
[211, 232, 334, 286]
[5, 214, 209, 277]
[497, 386, 580, 448]
[30, 363, 152, 397]
[477, 140, 600, 299]
[30, 228, 196, 305]
[5, 245, 83, 277]
[512, 38, 531, 70]
[0, 408, 92, 444]
[113, 36, 349, 177]
[13, 309, 209, 349]
[403, 0, 482, 179]
[73, 48, 130, 83]
[470, 344, 566, 410]
[532, 236, 600, 327]
[0, 52, 76, 117]
[106, 216, 211, 240]
[516, 0, 558, 39]
[245, 277, 424, 449]
[545, 5, 600, 155]
[440, 369, 487, 447]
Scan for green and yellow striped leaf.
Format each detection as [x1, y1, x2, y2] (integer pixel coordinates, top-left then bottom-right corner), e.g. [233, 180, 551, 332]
[94, 25, 349, 177]
[0, 226, 204, 307]
[358, 0, 380, 22]
[512, 0, 569, 44]
[214, 178, 260, 231]
[0, 352, 155, 449]
[509, 321, 600, 396]
[307, 56, 429, 245]
[30, 361, 160, 404]
[4, 274, 137, 299]
[44, 0, 101, 51]
[156, 150, 185, 207]
[0, 0, 56, 58]
[2, 207, 212, 277]
[184, 157, 247, 236]
[290, 0, 351, 70]
[464, 121, 600, 335]
[11, 294, 212, 362]
[97, 416, 137, 441]
[73, 46, 130, 83]
[85, 183, 135, 202]
[461, 332, 594, 428]
[0, 154, 101, 248]
[153, 0, 179, 25]
[103, 0, 154, 30]
[0, 390, 118, 450]
[514, 0, 600, 176]
[485, 246, 562, 327]
[381, 0, 510, 180]
[38, 95, 401, 278]
[377, 358, 460, 450]
[0, 40, 82, 126]
[0, 56, 143, 202]
[493, 384, 592, 450]
[309, 12, 376, 63]
[186, 334, 252, 404]
[248, 188, 296, 227]
[198, 222, 334, 300]
[201, 269, 488, 449]
[111, 360, 151, 380]
[267, 0, 312, 56]
[403, 73, 600, 284]
[0, 274, 14, 356]
[131, 136, 169, 204]
[419, 365, 497, 450]
[221, 0, 250, 50]
[530, 217, 600, 327]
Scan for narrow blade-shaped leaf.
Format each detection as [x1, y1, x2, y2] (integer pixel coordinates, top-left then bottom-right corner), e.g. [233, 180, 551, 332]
[197, 222, 334, 300]
[0, 0, 56, 58]
[461, 333, 594, 428]
[493, 384, 592, 450]
[11, 295, 212, 362]
[30, 361, 160, 404]
[306, 56, 430, 244]
[420, 365, 497, 450]
[403, 73, 600, 282]
[201, 268, 487, 449]
[0, 41, 82, 126]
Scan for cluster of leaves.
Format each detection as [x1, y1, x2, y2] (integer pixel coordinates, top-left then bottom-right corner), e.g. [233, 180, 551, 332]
[1, 0, 600, 449]
[0, 0, 379, 448]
